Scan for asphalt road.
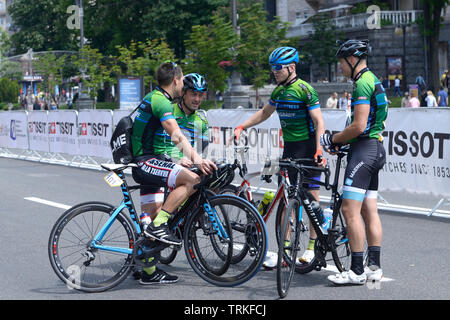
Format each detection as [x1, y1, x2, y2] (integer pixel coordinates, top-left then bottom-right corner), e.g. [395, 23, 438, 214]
[1, 157, 449, 301]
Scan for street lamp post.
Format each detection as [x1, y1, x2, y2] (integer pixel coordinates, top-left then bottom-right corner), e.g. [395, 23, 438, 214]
[223, 0, 250, 109]
[75, 0, 94, 110]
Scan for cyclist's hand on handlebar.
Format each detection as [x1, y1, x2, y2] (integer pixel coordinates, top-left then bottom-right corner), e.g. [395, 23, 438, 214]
[320, 133, 340, 155]
[177, 157, 194, 168]
[314, 148, 326, 167]
[197, 159, 217, 175]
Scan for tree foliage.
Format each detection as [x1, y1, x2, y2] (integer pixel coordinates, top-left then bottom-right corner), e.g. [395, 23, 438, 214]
[113, 39, 175, 89]
[420, 0, 449, 91]
[302, 13, 345, 80]
[184, 14, 238, 96]
[0, 77, 20, 103]
[33, 53, 67, 95]
[236, 3, 294, 96]
[72, 46, 114, 99]
[8, 0, 77, 54]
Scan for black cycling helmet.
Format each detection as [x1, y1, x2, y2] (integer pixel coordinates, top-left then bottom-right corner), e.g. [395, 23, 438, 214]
[336, 39, 370, 59]
[336, 39, 370, 80]
[183, 73, 207, 92]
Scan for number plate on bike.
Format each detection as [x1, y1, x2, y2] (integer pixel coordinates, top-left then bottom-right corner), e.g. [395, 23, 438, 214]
[104, 172, 123, 187]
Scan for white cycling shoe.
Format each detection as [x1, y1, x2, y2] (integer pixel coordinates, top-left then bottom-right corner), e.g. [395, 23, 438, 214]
[297, 249, 315, 265]
[328, 270, 367, 285]
[365, 265, 383, 281]
[262, 251, 277, 269]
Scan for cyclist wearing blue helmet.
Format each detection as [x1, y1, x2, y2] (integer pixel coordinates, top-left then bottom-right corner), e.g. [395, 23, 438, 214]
[231, 46, 326, 268]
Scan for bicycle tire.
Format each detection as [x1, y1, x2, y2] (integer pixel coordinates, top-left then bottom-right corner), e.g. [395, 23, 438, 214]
[330, 211, 351, 272]
[48, 202, 136, 293]
[218, 185, 251, 263]
[184, 195, 267, 287]
[293, 192, 319, 274]
[277, 198, 300, 298]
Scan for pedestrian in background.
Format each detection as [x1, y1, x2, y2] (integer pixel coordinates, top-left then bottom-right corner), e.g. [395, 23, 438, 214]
[437, 86, 448, 106]
[425, 90, 437, 107]
[408, 91, 420, 108]
[326, 92, 338, 108]
[338, 91, 348, 109]
[393, 76, 402, 97]
[401, 92, 409, 108]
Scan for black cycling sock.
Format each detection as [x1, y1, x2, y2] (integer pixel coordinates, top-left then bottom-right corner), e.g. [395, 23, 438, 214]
[368, 246, 381, 268]
[350, 252, 364, 275]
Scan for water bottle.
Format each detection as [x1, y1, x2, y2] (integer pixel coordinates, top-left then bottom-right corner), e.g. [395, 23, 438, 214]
[258, 191, 274, 215]
[310, 201, 324, 225]
[322, 207, 333, 230]
[140, 212, 151, 231]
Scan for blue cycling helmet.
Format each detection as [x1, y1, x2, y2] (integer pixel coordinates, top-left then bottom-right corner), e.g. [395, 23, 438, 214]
[183, 73, 207, 92]
[269, 47, 299, 65]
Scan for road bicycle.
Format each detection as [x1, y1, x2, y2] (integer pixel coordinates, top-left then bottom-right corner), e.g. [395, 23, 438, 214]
[48, 162, 268, 292]
[277, 147, 352, 298]
[217, 144, 293, 263]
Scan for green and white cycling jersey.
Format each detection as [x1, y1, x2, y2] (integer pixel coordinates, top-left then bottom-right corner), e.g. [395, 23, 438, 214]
[131, 88, 175, 157]
[349, 68, 388, 143]
[163, 103, 209, 160]
[269, 78, 320, 142]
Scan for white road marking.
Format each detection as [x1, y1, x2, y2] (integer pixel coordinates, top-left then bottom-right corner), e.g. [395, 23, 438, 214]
[24, 197, 71, 210]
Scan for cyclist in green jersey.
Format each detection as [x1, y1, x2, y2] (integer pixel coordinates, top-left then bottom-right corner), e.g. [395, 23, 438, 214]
[164, 73, 209, 164]
[321, 40, 387, 285]
[131, 62, 216, 284]
[231, 46, 326, 268]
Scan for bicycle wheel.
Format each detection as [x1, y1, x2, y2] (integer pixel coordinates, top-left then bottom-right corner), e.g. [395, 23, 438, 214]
[48, 202, 136, 293]
[277, 198, 300, 298]
[294, 192, 319, 274]
[330, 211, 351, 272]
[158, 226, 182, 265]
[218, 185, 251, 263]
[274, 197, 287, 246]
[184, 195, 267, 287]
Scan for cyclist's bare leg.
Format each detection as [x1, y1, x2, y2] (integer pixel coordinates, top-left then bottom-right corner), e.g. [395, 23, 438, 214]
[341, 198, 365, 252]
[360, 197, 382, 247]
[142, 203, 162, 221]
[160, 169, 200, 214]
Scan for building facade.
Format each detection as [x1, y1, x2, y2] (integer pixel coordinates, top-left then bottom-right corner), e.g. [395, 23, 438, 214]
[270, 0, 450, 92]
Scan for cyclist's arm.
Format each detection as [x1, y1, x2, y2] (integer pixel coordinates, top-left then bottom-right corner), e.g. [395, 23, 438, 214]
[162, 118, 203, 165]
[332, 104, 369, 144]
[239, 103, 276, 129]
[309, 106, 325, 151]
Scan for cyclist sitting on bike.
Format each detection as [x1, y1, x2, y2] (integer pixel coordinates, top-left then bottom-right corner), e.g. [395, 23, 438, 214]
[230, 46, 326, 268]
[131, 62, 216, 284]
[320, 39, 387, 285]
[164, 72, 209, 164]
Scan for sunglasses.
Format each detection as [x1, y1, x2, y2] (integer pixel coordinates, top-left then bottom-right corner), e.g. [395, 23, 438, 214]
[271, 64, 291, 71]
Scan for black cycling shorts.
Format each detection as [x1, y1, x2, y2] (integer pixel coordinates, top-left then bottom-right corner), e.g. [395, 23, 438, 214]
[281, 137, 321, 190]
[342, 138, 386, 202]
[132, 154, 184, 204]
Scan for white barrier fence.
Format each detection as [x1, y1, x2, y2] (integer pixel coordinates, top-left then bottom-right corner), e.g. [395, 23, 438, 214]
[1, 108, 449, 217]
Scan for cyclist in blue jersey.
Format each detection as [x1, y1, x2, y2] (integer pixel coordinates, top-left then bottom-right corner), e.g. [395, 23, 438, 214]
[321, 40, 387, 285]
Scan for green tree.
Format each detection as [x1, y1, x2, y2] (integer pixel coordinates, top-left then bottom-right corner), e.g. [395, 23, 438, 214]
[0, 77, 20, 103]
[33, 53, 67, 95]
[302, 13, 345, 81]
[113, 38, 175, 90]
[8, 0, 78, 54]
[420, 0, 449, 91]
[236, 3, 294, 100]
[184, 14, 238, 102]
[72, 46, 114, 100]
